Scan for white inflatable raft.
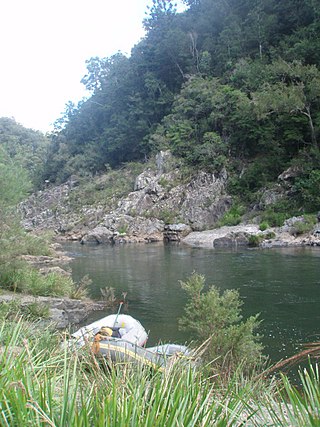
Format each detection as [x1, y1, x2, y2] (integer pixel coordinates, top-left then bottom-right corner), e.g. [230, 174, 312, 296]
[71, 314, 191, 370]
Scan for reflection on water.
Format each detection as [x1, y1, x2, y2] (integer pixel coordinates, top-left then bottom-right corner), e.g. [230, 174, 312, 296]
[63, 242, 320, 361]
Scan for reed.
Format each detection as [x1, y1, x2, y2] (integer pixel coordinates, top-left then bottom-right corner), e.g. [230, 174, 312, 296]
[0, 318, 319, 426]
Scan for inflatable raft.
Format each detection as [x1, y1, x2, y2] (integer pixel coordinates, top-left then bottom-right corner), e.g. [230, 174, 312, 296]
[71, 314, 191, 370]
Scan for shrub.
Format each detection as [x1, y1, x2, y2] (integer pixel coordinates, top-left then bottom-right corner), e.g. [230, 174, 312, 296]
[218, 204, 246, 227]
[157, 208, 177, 224]
[179, 272, 263, 378]
[265, 231, 276, 239]
[291, 215, 317, 235]
[22, 302, 50, 320]
[260, 210, 288, 227]
[248, 234, 264, 247]
[259, 221, 269, 231]
[17, 232, 54, 257]
[294, 169, 320, 212]
[69, 274, 91, 299]
[100, 286, 116, 306]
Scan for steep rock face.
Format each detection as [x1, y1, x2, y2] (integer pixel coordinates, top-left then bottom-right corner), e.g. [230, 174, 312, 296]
[21, 151, 231, 243]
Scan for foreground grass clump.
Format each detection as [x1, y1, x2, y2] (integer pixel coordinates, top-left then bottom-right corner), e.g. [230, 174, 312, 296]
[0, 318, 320, 426]
[0, 318, 255, 426]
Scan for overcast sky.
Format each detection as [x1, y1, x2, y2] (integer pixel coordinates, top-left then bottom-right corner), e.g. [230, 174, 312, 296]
[0, 0, 185, 133]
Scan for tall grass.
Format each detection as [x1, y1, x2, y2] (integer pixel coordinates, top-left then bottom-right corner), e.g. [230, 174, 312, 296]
[0, 264, 74, 297]
[0, 318, 319, 426]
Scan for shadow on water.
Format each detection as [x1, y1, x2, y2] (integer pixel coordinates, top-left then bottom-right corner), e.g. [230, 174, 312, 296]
[63, 242, 320, 362]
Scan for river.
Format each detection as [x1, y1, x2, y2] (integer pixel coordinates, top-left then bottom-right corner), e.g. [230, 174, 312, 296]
[63, 242, 320, 362]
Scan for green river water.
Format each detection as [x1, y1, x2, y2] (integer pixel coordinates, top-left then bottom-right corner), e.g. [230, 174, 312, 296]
[63, 242, 320, 362]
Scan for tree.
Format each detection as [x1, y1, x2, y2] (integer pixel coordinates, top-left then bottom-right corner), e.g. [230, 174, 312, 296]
[143, 0, 177, 32]
[0, 146, 31, 210]
[252, 60, 320, 148]
[160, 75, 260, 170]
[0, 117, 49, 189]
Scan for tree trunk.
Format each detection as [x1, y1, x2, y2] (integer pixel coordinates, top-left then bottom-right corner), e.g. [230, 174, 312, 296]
[303, 106, 317, 148]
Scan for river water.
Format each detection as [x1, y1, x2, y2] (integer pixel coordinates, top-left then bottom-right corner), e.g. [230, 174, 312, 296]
[63, 242, 320, 362]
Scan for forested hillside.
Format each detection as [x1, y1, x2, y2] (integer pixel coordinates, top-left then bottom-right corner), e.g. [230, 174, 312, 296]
[39, 0, 320, 213]
[3, 0, 319, 215]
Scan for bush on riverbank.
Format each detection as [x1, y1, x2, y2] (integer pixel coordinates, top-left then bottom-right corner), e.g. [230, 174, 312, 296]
[179, 272, 264, 378]
[0, 317, 319, 426]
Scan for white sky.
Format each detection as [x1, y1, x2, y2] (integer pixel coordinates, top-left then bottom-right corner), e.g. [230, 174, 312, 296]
[0, 0, 185, 133]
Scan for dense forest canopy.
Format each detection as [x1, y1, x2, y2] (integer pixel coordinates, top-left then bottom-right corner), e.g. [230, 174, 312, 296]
[2, 0, 320, 211]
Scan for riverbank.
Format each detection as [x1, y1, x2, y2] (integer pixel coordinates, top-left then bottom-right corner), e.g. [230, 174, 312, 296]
[20, 153, 320, 249]
[0, 242, 113, 328]
[182, 221, 320, 248]
[0, 291, 107, 328]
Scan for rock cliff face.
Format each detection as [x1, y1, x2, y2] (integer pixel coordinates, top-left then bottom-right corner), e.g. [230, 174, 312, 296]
[21, 151, 231, 243]
[20, 151, 320, 248]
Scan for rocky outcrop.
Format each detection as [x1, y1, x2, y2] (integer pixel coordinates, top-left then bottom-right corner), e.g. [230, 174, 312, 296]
[182, 225, 261, 248]
[20, 151, 319, 248]
[182, 221, 320, 249]
[164, 223, 192, 242]
[0, 293, 108, 329]
[21, 151, 231, 243]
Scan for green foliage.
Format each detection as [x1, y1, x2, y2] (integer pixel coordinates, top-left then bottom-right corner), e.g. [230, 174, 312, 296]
[16, 232, 54, 257]
[1, 267, 74, 297]
[289, 215, 317, 236]
[100, 286, 116, 306]
[1, 0, 319, 223]
[277, 364, 320, 427]
[0, 318, 320, 426]
[0, 146, 31, 210]
[294, 169, 320, 212]
[68, 162, 146, 211]
[265, 231, 276, 240]
[69, 275, 91, 300]
[156, 208, 177, 224]
[0, 319, 256, 427]
[259, 221, 270, 231]
[0, 301, 21, 320]
[36, 0, 320, 197]
[248, 232, 276, 246]
[117, 224, 128, 235]
[217, 204, 246, 226]
[248, 234, 264, 247]
[260, 209, 290, 227]
[22, 302, 50, 320]
[161, 76, 254, 171]
[0, 117, 49, 190]
[179, 272, 263, 377]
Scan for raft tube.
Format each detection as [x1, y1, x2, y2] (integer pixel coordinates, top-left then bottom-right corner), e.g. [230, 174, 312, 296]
[97, 339, 191, 370]
[72, 314, 148, 347]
